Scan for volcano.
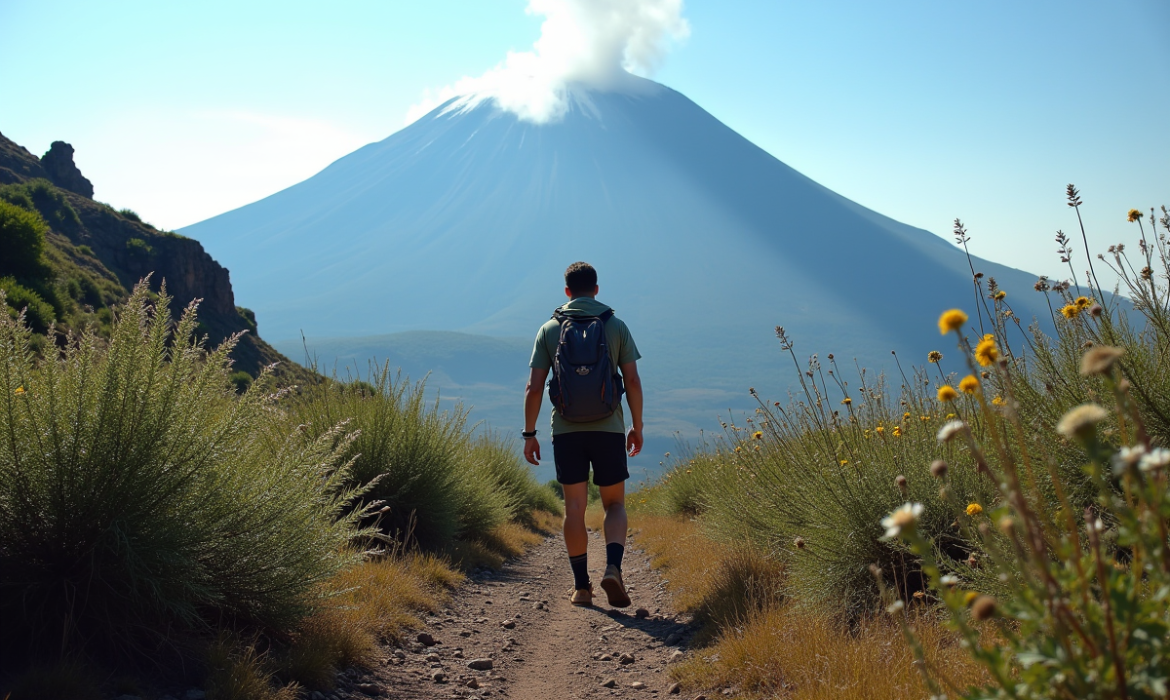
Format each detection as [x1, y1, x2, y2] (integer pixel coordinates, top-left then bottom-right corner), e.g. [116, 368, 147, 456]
[181, 76, 1052, 445]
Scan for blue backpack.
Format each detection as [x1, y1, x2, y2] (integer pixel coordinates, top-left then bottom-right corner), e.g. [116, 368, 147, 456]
[547, 308, 625, 422]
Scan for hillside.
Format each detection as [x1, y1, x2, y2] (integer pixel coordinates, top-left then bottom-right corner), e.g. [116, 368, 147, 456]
[0, 131, 309, 385]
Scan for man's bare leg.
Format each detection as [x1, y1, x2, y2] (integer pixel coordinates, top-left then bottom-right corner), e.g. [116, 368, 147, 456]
[598, 482, 631, 607]
[562, 482, 592, 604]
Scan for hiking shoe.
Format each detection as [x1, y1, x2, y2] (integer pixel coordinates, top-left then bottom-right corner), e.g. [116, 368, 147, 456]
[570, 584, 594, 606]
[600, 564, 631, 608]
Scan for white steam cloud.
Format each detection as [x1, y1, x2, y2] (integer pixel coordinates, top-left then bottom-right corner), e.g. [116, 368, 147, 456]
[405, 0, 689, 125]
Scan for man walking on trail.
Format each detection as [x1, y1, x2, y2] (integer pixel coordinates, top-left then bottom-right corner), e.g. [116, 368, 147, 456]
[523, 261, 644, 608]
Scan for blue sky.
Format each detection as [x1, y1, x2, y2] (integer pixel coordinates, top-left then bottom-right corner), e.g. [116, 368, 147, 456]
[2, 0, 1166, 284]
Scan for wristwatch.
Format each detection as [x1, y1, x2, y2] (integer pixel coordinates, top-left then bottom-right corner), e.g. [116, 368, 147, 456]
[521, 429, 538, 439]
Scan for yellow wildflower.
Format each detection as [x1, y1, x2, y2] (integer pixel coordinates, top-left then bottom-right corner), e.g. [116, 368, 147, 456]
[964, 591, 979, 606]
[993, 290, 1006, 301]
[876, 426, 885, 436]
[892, 426, 902, 437]
[841, 397, 852, 405]
[1075, 296, 1092, 309]
[966, 503, 983, 516]
[686, 469, 693, 474]
[1127, 208, 1143, 222]
[946, 413, 956, 419]
[735, 446, 742, 453]
[752, 431, 763, 440]
[959, 375, 979, 394]
[992, 396, 1005, 406]
[927, 350, 943, 363]
[1060, 304, 1080, 319]
[839, 459, 848, 466]
[919, 415, 930, 421]
[14, 386, 25, 395]
[938, 309, 968, 335]
[903, 412, 911, 419]
[937, 385, 958, 402]
[975, 337, 998, 367]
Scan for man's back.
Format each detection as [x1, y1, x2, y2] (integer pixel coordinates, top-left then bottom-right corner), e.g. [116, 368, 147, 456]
[529, 296, 640, 436]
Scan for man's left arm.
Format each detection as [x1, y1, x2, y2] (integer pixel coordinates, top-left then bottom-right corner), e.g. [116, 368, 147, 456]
[620, 361, 643, 457]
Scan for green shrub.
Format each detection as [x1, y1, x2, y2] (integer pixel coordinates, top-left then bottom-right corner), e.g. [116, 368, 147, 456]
[291, 365, 475, 550]
[0, 199, 50, 281]
[118, 207, 142, 223]
[0, 282, 372, 664]
[230, 370, 254, 393]
[125, 237, 153, 257]
[76, 244, 94, 257]
[0, 277, 55, 334]
[466, 435, 562, 525]
[0, 179, 80, 234]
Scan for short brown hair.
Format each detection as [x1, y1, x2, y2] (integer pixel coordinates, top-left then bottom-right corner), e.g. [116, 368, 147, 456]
[564, 262, 598, 296]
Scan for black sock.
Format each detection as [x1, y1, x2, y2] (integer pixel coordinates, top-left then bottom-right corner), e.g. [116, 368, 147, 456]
[569, 553, 590, 590]
[606, 542, 625, 571]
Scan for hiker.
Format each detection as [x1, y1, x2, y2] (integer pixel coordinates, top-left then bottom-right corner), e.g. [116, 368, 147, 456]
[523, 261, 644, 607]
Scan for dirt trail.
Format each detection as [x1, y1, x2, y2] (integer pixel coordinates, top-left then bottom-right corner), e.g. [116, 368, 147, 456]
[328, 526, 700, 700]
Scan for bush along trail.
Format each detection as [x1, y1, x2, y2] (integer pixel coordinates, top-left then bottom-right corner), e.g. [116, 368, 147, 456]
[357, 524, 696, 700]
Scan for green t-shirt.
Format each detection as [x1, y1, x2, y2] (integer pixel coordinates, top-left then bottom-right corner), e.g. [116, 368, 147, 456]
[529, 297, 641, 436]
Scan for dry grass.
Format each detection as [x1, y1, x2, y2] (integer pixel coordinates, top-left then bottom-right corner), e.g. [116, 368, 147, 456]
[205, 637, 299, 700]
[281, 553, 462, 688]
[633, 514, 988, 699]
[284, 512, 557, 690]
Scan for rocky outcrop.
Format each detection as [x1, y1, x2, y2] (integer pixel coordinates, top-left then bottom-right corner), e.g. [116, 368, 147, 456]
[41, 141, 94, 198]
[0, 130, 49, 185]
[0, 131, 311, 382]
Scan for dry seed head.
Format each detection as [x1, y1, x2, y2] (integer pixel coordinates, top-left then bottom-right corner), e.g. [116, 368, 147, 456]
[895, 475, 908, 493]
[1081, 345, 1124, 376]
[1128, 208, 1143, 222]
[971, 595, 997, 620]
[794, 536, 806, 550]
[1056, 403, 1109, 440]
[930, 459, 948, 478]
[937, 420, 966, 443]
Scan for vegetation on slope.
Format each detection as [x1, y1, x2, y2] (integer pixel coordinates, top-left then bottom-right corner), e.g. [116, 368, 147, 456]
[0, 282, 558, 697]
[637, 194, 1170, 698]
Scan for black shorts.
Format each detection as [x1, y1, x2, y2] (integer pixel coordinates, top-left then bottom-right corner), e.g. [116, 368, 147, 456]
[552, 431, 629, 487]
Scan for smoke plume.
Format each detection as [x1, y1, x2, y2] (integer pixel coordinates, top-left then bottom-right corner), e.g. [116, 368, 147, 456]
[405, 0, 689, 125]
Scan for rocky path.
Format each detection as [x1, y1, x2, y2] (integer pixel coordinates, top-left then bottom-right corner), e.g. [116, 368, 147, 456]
[328, 525, 700, 700]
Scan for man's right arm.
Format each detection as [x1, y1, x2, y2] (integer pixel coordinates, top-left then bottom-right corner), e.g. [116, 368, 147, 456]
[523, 367, 549, 465]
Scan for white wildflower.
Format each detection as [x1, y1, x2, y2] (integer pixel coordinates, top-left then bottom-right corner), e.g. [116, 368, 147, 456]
[940, 575, 959, 587]
[1139, 447, 1170, 473]
[881, 502, 924, 540]
[1111, 444, 1146, 475]
[937, 420, 966, 443]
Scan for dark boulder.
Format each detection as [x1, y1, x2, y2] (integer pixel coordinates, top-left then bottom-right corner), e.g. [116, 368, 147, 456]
[41, 141, 94, 198]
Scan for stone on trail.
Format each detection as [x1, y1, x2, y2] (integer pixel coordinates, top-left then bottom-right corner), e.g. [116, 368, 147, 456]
[598, 653, 613, 661]
[501, 619, 516, 629]
[665, 632, 681, 645]
[357, 683, 381, 696]
[466, 677, 480, 689]
[467, 658, 494, 671]
[635, 607, 650, 619]
[425, 652, 441, 662]
[431, 670, 446, 683]
[618, 652, 636, 665]
[601, 678, 617, 688]
[630, 681, 647, 689]
[670, 650, 685, 662]
[417, 632, 436, 646]
[668, 682, 681, 694]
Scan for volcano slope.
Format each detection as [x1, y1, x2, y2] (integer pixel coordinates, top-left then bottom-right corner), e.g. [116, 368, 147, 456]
[183, 75, 1057, 436]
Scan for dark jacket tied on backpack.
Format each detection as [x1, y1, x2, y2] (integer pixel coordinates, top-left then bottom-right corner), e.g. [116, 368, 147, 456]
[547, 308, 625, 422]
